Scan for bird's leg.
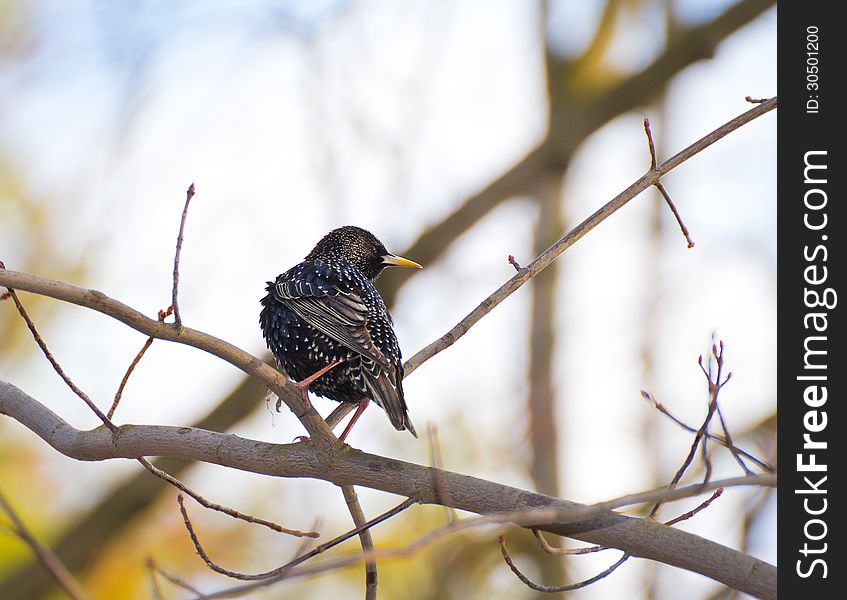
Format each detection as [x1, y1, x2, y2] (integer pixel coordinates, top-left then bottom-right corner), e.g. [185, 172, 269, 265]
[288, 359, 346, 443]
[338, 398, 371, 442]
[292, 359, 344, 409]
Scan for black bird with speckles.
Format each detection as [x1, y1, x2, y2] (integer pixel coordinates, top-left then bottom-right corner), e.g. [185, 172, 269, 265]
[260, 226, 422, 440]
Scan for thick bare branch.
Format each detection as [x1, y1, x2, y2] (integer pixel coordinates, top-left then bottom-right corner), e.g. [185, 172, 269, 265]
[1, 381, 777, 600]
[341, 485, 378, 600]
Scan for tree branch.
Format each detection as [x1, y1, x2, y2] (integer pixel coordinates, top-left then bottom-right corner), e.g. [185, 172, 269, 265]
[0, 267, 338, 450]
[1, 381, 776, 600]
[404, 97, 776, 375]
[171, 183, 195, 329]
[341, 485, 378, 600]
[499, 533, 630, 593]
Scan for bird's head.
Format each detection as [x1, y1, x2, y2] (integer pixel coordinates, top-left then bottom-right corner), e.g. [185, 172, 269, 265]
[306, 225, 422, 280]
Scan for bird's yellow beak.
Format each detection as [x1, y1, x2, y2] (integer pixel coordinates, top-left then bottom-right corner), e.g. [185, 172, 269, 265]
[382, 254, 423, 269]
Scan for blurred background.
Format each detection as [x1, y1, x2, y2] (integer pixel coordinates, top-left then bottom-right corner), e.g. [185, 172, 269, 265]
[0, 0, 776, 598]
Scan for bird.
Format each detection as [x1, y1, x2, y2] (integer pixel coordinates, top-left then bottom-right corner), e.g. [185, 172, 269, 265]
[260, 225, 422, 441]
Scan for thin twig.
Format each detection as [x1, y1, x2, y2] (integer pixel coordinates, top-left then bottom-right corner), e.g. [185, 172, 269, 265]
[3, 286, 115, 431]
[644, 117, 659, 170]
[289, 497, 410, 566]
[657, 180, 694, 247]
[498, 533, 630, 593]
[640, 391, 773, 472]
[146, 459, 317, 537]
[716, 402, 754, 474]
[341, 485, 377, 600]
[532, 529, 609, 556]
[643, 117, 694, 247]
[664, 488, 724, 527]
[108, 336, 154, 419]
[507, 254, 522, 271]
[0, 490, 94, 600]
[745, 96, 768, 104]
[178, 494, 257, 581]
[700, 350, 717, 483]
[146, 557, 167, 600]
[427, 423, 456, 524]
[650, 342, 730, 518]
[172, 183, 195, 329]
[178, 493, 415, 582]
[699, 342, 733, 483]
[110, 307, 171, 419]
[591, 473, 774, 514]
[288, 516, 322, 563]
[147, 557, 204, 597]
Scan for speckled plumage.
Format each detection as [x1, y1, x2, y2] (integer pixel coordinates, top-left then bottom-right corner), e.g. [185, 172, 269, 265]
[260, 226, 418, 437]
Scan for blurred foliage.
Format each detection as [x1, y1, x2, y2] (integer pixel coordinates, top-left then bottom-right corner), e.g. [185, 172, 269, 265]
[0, 437, 56, 577]
[2, 2, 91, 582]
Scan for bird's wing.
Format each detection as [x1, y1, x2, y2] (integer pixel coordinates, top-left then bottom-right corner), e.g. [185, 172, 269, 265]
[273, 274, 391, 369]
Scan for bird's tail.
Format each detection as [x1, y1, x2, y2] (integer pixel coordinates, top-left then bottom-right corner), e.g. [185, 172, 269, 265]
[364, 370, 417, 438]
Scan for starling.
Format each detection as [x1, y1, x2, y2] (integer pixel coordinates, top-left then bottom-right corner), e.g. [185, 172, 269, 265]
[260, 226, 422, 440]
